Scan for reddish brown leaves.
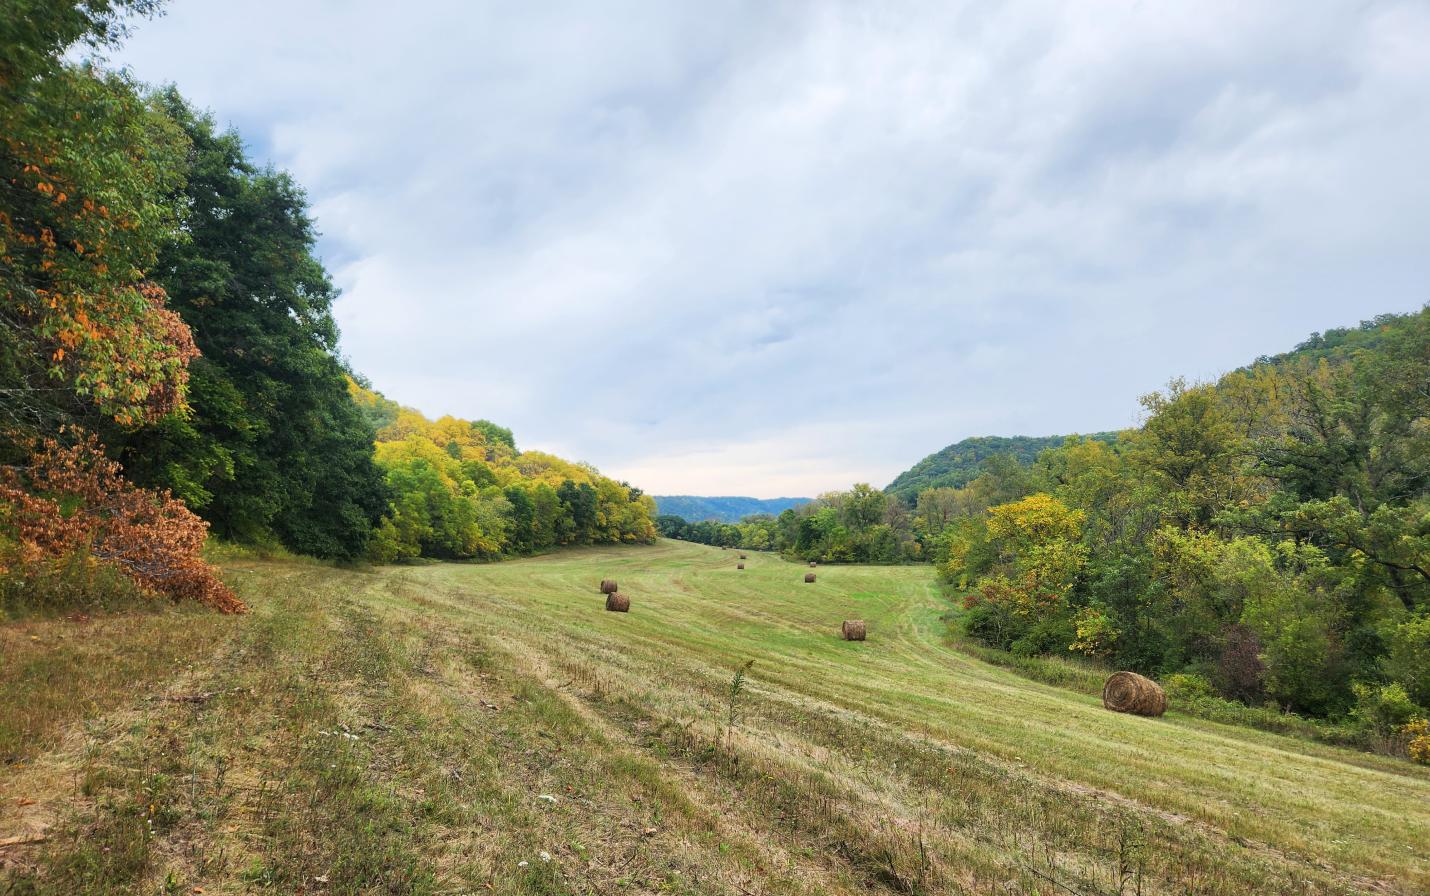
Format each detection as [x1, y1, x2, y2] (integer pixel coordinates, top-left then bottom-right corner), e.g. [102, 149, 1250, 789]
[0, 434, 244, 613]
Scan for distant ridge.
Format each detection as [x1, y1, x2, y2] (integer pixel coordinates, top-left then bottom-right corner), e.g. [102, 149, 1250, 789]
[654, 495, 812, 523]
[884, 313, 1420, 506]
[885, 433, 1117, 503]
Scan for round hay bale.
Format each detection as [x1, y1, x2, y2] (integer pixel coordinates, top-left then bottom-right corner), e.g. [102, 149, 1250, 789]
[739, 553, 747, 560]
[841, 620, 866, 641]
[1102, 671, 1166, 717]
[605, 592, 630, 613]
[804, 572, 816, 584]
[809, 560, 817, 568]
[737, 563, 745, 570]
[599, 579, 618, 594]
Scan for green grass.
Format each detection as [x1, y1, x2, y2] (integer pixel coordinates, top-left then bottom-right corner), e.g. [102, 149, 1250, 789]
[3, 540, 1428, 894]
[947, 632, 1386, 753]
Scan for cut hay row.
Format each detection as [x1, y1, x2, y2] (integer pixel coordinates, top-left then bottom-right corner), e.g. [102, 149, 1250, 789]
[600, 553, 1188, 722]
[597, 557, 1181, 719]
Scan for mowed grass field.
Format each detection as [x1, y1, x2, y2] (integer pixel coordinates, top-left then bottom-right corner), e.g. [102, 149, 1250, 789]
[2, 540, 1428, 895]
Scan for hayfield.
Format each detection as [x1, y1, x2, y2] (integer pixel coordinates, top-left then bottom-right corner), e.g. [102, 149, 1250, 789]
[2, 540, 1427, 895]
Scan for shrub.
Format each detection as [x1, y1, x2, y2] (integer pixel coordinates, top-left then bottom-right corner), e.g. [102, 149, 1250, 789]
[962, 597, 1026, 652]
[1069, 605, 1118, 658]
[1384, 615, 1430, 708]
[1011, 614, 1077, 658]
[1351, 682, 1420, 736]
[0, 548, 153, 619]
[1164, 672, 1217, 703]
[1404, 718, 1430, 765]
[0, 434, 244, 613]
[1215, 624, 1265, 703]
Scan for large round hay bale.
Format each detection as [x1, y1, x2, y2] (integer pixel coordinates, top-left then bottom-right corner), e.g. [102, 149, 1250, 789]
[737, 563, 745, 570]
[739, 553, 747, 560]
[599, 579, 618, 594]
[804, 572, 816, 583]
[841, 620, 866, 641]
[808, 560, 817, 568]
[605, 592, 630, 613]
[1102, 671, 1166, 716]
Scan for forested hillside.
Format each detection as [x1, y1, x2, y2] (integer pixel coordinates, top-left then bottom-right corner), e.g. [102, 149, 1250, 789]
[925, 309, 1429, 733]
[0, 4, 652, 621]
[352, 384, 656, 561]
[886, 433, 1115, 504]
[656, 309, 1430, 753]
[1251, 312, 1414, 368]
[653, 495, 810, 523]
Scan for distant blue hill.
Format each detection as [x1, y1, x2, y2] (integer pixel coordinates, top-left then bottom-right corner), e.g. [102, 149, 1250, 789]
[654, 495, 812, 523]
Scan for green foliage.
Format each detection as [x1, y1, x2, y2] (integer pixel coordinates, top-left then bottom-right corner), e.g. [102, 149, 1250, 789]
[1351, 683, 1420, 736]
[724, 659, 755, 737]
[886, 434, 1115, 504]
[470, 419, 515, 452]
[1253, 312, 1415, 367]
[961, 598, 1024, 652]
[921, 308, 1430, 727]
[779, 485, 917, 563]
[1009, 614, 1077, 659]
[659, 485, 918, 564]
[99, 92, 387, 559]
[358, 386, 655, 562]
[1070, 605, 1118, 658]
[0, 1, 161, 87]
[1385, 615, 1430, 708]
[1163, 672, 1217, 703]
[1, 22, 192, 444]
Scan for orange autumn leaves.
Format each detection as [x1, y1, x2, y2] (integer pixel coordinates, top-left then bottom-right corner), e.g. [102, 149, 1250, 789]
[1, 25, 228, 613]
[2, 70, 191, 427]
[0, 434, 244, 614]
[2, 111, 222, 610]
[54, 281, 200, 425]
[3, 149, 195, 426]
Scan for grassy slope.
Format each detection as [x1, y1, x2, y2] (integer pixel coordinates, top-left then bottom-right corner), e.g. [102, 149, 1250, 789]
[2, 541, 1427, 895]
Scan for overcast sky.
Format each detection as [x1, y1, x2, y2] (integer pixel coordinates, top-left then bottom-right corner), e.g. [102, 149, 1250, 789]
[112, 1, 1429, 497]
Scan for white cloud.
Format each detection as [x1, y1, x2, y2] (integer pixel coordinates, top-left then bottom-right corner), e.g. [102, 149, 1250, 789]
[114, 0, 1430, 496]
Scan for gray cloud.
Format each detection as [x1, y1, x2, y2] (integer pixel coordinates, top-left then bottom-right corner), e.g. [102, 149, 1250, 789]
[114, 1, 1430, 496]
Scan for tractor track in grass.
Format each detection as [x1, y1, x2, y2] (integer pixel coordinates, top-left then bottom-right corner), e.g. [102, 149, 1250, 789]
[397, 560, 1406, 895]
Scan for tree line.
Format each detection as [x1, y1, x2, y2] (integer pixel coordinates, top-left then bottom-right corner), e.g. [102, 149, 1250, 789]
[660, 310, 1429, 748]
[1, 2, 654, 616]
[929, 312, 1428, 742]
[657, 480, 921, 562]
[353, 383, 655, 561]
